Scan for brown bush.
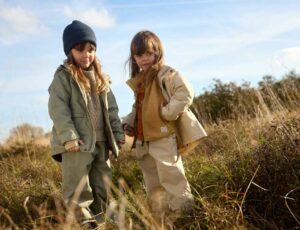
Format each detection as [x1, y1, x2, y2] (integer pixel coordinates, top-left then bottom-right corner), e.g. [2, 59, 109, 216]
[230, 115, 300, 229]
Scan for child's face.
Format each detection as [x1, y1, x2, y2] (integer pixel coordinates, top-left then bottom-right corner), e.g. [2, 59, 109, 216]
[71, 42, 96, 69]
[134, 52, 156, 71]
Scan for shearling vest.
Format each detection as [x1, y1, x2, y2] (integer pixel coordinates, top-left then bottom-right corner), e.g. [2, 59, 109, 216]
[131, 67, 176, 142]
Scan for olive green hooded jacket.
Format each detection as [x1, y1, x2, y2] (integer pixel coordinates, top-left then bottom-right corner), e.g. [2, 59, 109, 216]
[48, 65, 124, 162]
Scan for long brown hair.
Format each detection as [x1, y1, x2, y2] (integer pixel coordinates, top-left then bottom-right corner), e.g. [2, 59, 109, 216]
[128, 30, 164, 78]
[64, 43, 108, 94]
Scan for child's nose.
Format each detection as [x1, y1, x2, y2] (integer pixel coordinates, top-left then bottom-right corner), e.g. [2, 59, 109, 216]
[141, 54, 148, 60]
[82, 51, 89, 57]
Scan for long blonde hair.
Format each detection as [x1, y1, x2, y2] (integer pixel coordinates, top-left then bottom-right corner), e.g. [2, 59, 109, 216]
[127, 30, 164, 79]
[64, 43, 108, 94]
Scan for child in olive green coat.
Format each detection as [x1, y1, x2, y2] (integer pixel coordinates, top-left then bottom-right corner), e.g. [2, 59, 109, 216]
[48, 20, 124, 227]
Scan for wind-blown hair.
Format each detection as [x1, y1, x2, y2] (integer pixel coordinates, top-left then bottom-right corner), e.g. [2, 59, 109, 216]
[128, 30, 164, 78]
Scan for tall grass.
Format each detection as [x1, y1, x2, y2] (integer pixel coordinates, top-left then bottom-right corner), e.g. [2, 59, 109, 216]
[0, 71, 299, 229]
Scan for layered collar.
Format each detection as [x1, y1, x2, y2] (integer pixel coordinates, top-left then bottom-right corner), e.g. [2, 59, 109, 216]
[126, 65, 160, 92]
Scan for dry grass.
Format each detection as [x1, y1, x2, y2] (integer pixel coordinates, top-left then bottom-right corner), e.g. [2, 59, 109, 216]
[1, 73, 299, 229]
[1, 110, 298, 229]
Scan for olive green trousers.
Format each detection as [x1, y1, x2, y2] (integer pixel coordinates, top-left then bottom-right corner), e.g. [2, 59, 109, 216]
[61, 141, 111, 220]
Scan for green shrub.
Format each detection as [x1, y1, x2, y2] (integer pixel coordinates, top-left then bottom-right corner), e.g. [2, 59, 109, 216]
[193, 71, 300, 124]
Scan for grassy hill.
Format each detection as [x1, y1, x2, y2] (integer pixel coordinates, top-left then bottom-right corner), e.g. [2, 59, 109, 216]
[0, 73, 299, 229]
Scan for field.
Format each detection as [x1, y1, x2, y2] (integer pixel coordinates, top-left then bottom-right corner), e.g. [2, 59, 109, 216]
[0, 73, 299, 229]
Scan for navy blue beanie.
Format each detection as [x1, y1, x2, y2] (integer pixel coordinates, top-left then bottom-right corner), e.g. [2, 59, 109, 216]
[63, 20, 97, 56]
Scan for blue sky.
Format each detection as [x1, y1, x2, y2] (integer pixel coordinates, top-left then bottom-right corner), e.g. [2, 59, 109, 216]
[0, 0, 300, 141]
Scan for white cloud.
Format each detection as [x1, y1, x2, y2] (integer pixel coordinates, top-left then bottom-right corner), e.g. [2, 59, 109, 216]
[274, 47, 300, 72]
[163, 9, 300, 69]
[280, 47, 300, 62]
[64, 7, 115, 29]
[231, 10, 300, 44]
[0, 2, 47, 45]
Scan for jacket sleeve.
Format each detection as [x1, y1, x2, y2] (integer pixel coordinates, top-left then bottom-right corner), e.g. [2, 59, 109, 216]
[107, 89, 125, 142]
[48, 72, 79, 144]
[161, 71, 194, 121]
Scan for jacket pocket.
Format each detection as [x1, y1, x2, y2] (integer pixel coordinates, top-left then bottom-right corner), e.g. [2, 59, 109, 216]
[71, 113, 88, 135]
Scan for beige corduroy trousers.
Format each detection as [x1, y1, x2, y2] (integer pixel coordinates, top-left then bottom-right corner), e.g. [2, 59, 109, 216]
[135, 134, 194, 212]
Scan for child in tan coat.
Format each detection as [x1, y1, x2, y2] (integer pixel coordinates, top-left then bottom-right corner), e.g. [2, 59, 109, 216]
[123, 30, 207, 223]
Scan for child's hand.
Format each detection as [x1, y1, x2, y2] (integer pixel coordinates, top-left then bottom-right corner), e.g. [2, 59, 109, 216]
[65, 139, 84, 152]
[117, 139, 125, 148]
[123, 124, 134, 137]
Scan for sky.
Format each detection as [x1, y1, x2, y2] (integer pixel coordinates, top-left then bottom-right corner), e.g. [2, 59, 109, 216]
[0, 0, 300, 142]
